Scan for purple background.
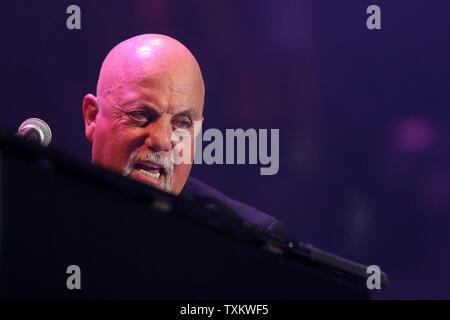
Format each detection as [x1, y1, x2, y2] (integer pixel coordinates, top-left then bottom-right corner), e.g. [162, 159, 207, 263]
[1, 0, 449, 299]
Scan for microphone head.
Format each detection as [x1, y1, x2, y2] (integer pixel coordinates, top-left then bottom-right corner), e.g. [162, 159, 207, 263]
[17, 118, 52, 147]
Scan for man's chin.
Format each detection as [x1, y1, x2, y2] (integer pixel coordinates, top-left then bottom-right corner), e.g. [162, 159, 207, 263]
[128, 168, 170, 193]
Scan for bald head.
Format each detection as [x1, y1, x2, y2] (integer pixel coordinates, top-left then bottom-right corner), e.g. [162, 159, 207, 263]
[97, 34, 205, 112]
[83, 34, 205, 195]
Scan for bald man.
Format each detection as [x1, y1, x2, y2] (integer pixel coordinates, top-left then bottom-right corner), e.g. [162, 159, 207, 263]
[82, 34, 286, 240]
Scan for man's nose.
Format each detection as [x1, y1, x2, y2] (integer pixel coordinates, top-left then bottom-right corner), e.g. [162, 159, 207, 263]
[144, 116, 173, 152]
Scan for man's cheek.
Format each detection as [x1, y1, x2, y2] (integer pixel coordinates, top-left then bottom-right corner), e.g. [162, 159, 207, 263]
[171, 164, 191, 195]
[104, 142, 132, 173]
[171, 128, 195, 165]
[173, 163, 189, 178]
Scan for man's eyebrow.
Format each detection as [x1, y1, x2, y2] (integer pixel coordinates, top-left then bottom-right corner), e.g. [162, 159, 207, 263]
[174, 109, 198, 118]
[127, 102, 199, 118]
[128, 102, 161, 116]
[125, 101, 159, 113]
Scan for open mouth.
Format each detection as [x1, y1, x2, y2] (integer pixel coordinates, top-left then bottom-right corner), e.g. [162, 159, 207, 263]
[133, 161, 166, 181]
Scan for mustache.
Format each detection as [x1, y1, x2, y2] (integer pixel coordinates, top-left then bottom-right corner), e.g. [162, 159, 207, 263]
[127, 150, 174, 172]
[123, 149, 175, 193]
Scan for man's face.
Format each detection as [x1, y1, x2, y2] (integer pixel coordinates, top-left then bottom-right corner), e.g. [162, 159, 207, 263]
[85, 49, 204, 195]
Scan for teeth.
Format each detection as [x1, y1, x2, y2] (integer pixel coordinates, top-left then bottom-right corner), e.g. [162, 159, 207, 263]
[139, 169, 160, 179]
[140, 161, 162, 169]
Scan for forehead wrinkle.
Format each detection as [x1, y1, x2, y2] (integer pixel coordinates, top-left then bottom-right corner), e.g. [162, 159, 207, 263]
[136, 76, 200, 114]
[136, 66, 195, 96]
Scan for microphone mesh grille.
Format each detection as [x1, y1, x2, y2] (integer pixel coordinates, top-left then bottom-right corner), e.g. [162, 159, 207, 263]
[18, 118, 52, 147]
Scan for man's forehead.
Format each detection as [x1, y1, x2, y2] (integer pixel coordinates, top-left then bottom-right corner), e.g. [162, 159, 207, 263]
[113, 82, 202, 118]
[98, 34, 204, 115]
[102, 36, 200, 87]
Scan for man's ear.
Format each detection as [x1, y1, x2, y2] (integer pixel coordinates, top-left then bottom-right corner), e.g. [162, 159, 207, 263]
[82, 94, 99, 143]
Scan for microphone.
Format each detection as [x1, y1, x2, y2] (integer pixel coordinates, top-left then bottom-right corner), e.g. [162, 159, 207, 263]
[16, 118, 52, 147]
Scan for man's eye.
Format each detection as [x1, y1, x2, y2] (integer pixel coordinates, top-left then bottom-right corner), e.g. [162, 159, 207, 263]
[173, 117, 192, 129]
[128, 111, 149, 122]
